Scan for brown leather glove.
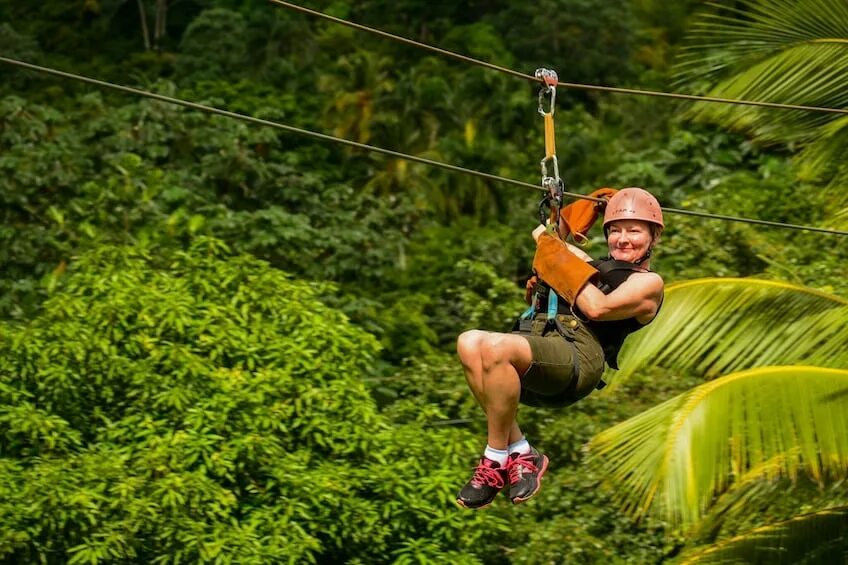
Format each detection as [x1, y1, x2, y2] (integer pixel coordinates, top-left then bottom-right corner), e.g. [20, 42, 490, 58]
[524, 275, 538, 304]
[558, 187, 618, 242]
[532, 233, 599, 304]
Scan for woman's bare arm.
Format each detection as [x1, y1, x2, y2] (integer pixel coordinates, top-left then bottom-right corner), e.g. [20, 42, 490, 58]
[575, 272, 664, 323]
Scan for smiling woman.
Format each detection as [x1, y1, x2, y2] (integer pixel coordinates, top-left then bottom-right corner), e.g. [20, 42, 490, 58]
[454, 187, 666, 510]
[607, 221, 654, 261]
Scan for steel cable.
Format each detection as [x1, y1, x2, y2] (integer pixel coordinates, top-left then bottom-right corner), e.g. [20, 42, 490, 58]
[2, 57, 847, 236]
[268, 0, 848, 116]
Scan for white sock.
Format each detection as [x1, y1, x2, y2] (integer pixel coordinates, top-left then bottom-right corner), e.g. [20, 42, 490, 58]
[508, 437, 531, 455]
[483, 445, 509, 465]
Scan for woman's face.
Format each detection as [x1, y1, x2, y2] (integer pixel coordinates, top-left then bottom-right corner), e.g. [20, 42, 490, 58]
[607, 220, 655, 263]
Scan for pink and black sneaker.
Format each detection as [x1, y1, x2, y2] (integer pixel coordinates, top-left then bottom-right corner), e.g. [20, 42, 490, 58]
[507, 447, 549, 504]
[456, 456, 508, 509]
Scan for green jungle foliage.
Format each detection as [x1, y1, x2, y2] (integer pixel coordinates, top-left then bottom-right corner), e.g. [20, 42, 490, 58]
[0, 241, 508, 563]
[1, 0, 846, 563]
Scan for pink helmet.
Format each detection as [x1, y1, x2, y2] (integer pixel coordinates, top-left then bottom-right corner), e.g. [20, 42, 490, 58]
[602, 187, 664, 231]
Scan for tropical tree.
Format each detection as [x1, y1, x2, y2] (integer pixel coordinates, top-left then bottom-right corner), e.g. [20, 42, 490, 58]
[587, 278, 848, 559]
[175, 8, 249, 82]
[674, 0, 848, 224]
[591, 366, 848, 526]
[0, 239, 509, 564]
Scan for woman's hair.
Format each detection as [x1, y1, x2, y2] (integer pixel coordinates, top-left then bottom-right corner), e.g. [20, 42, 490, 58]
[650, 224, 663, 242]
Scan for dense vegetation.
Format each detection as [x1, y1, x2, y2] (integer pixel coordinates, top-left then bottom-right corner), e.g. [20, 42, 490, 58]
[1, 0, 846, 563]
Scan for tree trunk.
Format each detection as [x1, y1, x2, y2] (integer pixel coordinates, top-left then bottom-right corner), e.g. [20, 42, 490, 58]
[154, 0, 168, 51]
[136, 0, 151, 50]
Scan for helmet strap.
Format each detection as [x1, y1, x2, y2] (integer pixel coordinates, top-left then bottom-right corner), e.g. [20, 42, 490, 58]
[637, 238, 657, 266]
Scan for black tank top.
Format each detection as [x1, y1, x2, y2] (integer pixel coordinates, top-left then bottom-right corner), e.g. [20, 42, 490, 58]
[579, 258, 660, 369]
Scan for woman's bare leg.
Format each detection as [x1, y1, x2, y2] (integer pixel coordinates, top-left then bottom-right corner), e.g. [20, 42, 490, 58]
[478, 334, 532, 449]
[457, 330, 527, 444]
[455, 331, 544, 509]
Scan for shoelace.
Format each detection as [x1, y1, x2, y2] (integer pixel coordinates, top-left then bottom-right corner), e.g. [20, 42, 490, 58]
[508, 452, 539, 485]
[471, 461, 505, 488]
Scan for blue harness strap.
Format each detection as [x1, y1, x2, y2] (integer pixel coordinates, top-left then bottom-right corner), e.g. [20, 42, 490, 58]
[546, 291, 558, 319]
[520, 288, 559, 320]
[514, 283, 605, 391]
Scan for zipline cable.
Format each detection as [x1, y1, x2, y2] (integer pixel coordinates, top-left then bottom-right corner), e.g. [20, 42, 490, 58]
[268, 0, 848, 116]
[0, 58, 554, 194]
[2, 57, 848, 236]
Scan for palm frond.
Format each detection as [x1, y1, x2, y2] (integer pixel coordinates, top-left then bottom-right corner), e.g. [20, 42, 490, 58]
[797, 116, 848, 210]
[797, 116, 848, 179]
[833, 206, 848, 230]
[676, 0, 848, 82]
[674, 0, 848, 199]
[611, 278, 848, 385]
[588, 366, 848, 527]
[689, 454, 814, 542]
[684, 43, 848, 142]
[680, 505, 848, 564]
[691, 473, 848, 546]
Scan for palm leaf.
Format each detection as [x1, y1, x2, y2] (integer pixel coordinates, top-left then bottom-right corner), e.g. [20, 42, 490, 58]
[690, 40, 848, 142]
[680, 505, 848, 564]
[682, 43, 848, 143]
[689, 455, 844, 542]
[797, 115, 848, 208]
[611, 278, 848, 385]
[691, 472, 848, 547]
[674, 0, 848, 197]
[677, 0, 848, 83]
[834, 205, 848, 230]
[588, 366, 848, 527]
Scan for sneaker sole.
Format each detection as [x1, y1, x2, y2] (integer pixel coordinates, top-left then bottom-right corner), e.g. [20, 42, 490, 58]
[510, 454, 549, 505]
[455, 497, 494, 510]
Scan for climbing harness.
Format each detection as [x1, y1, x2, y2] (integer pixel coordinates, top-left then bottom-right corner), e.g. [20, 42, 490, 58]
[591, 258, 648, 294]
[517, 259, 654, 388]
[536, 68, 565, 236]
[514, 286, 588, 391]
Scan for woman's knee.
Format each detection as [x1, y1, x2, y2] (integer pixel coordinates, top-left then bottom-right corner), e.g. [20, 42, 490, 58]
[457, 330, 486, 360]
[480, 334, 532, 374]
[478, 334, 511, 371]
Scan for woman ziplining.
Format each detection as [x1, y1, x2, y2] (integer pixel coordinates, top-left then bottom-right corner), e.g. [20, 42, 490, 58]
[455, 187, 666, 509]
[455, 70, 666, 509]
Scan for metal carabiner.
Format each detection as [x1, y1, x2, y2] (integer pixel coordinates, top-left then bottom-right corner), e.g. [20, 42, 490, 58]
[538, 177, 565, 235]
[540, 157, 560, 185]
[544, 176, 563, 206]
[535, 68, 565, 237]
[535, 68, 559, 116]
[536, 68, 560, 183]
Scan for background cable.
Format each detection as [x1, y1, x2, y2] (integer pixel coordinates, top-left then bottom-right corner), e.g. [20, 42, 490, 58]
[2, 57, 847, 236]
[0, 57, 553, 197]
[269, 0, 848, 116]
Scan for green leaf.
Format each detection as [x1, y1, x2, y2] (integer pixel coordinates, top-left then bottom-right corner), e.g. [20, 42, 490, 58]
[613, 278, 848, 385]
[675, 0, 848, 206]
[681, 505, 848, 564]
[588, 366, 848, 527]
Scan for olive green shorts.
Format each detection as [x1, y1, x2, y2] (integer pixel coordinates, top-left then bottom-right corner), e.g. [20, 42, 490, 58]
[512, 314, 606, 408]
